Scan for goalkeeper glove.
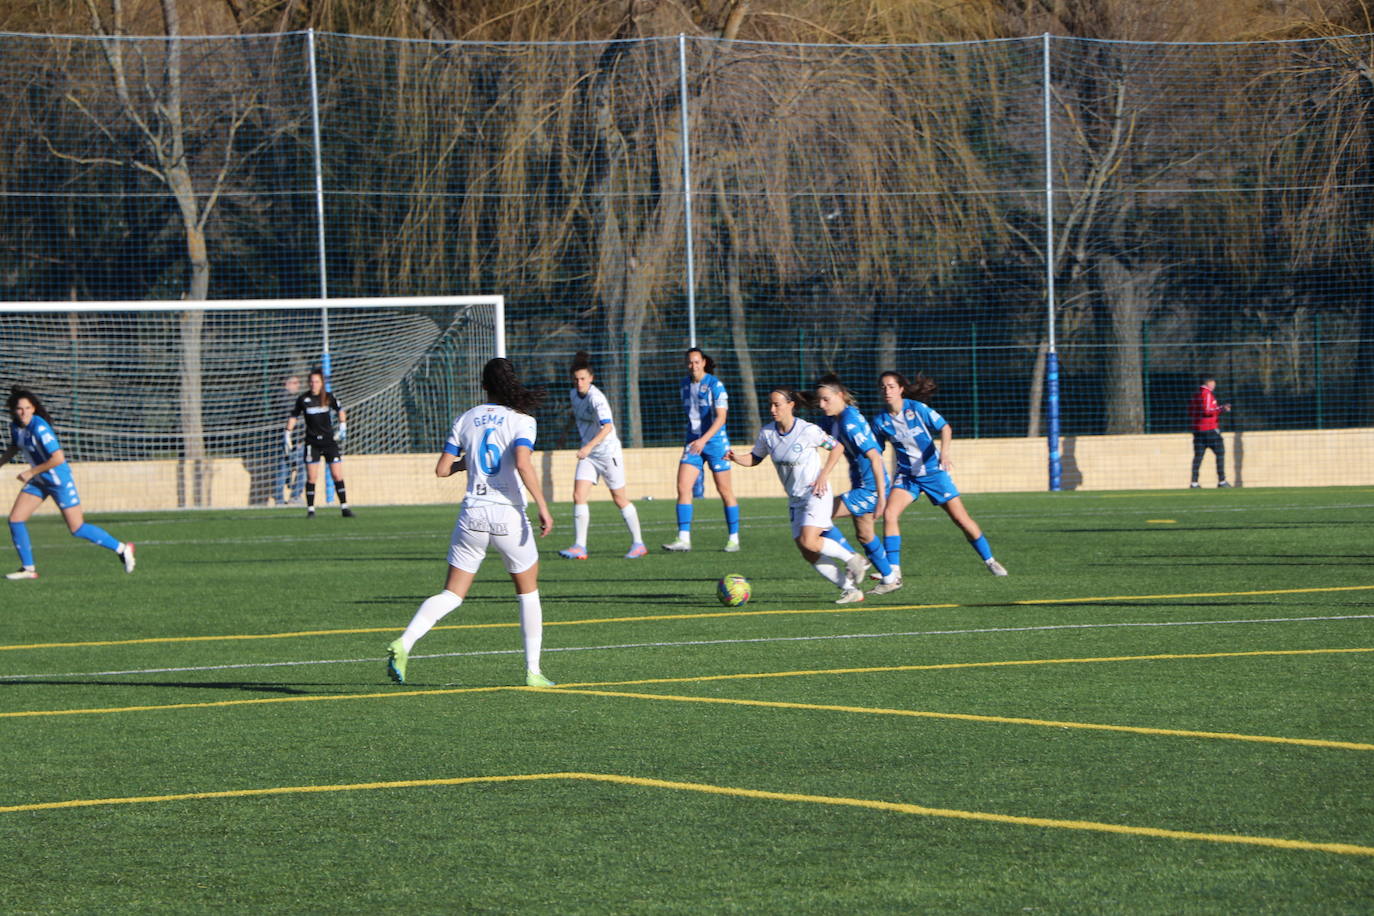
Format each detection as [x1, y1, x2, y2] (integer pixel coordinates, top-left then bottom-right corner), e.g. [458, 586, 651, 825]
[283, 431, 294, 458]
[337, 422, 347, 444]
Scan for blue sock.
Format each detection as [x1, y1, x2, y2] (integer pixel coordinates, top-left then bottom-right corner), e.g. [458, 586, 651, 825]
[884, 535, 901, 568]
[692, 468, 705, 499]
[676, 503, 694, 534]
[824, 528, 855, 552]
[725, 504, 740, 536]
[970, 534, 993, 562]
[74, 522, 121, 553]
[9, 520, 33, 567]
[864, 538, 893, 576]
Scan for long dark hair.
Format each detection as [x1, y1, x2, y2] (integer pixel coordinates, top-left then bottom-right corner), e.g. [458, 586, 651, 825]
[880, 370, 938, 403]
[6, 387, 52, 424]
[483, 357, 545, 415]
[686, 347, 716, 374]
[770, 387, 816, 411]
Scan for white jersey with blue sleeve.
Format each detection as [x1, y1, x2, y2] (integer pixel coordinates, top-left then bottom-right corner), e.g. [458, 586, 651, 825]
[819, 406, 886, 491]
[681, 372, 729, 447]
[872, 399, 946, 478]
[11, 416, 70, 487]
[569, 384, 621, 459]
[444, 404, 537, 509]
[752, 417, 837, 501]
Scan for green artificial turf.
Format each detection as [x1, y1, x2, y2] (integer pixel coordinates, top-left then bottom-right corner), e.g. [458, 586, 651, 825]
[2, 487, 1371, 912]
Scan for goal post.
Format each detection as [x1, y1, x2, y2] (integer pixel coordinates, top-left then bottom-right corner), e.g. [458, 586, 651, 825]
[0, 296, 504, 508]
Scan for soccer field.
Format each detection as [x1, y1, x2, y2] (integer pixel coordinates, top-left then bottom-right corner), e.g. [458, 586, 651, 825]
[2, 488, 1372, 911]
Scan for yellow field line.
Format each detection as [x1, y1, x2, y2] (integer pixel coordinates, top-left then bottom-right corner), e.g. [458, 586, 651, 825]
[4, 583, 1374, 653]
[549, 687, 1374, 752]
[2, 771, 1369, 857]
[2, 647, 1368, 721]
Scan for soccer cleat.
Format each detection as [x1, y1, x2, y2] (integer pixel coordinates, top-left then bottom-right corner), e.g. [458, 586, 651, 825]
[845, 553, 869, 588]
[558, 545, 588, 560]
[722, 536, 740, 553]
[1218, 481, 1232, 488]
[985, 558, 1009, 577]
[525, 670, 557, 688]
[5, 568, 38, 580]
[119, 542, 136, 574]
[870, 576, 904, 596]
[623, 543, 648, 559]
[1189, 482, 1200, 489]
[661, 537, 692, 552]
[306, 508, 316, 519]
[385, 639, 408, 684]
[835, 588, 866, 605]
[341, 507, 355, 518]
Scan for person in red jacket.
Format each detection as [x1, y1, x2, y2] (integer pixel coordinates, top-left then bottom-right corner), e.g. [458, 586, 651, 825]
[1188, 376, 1232, 488]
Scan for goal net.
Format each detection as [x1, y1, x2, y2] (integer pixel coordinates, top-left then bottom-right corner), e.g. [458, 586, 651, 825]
[0, 296, 503, 507]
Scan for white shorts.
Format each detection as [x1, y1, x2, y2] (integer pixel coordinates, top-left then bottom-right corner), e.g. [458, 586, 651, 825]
[788, 492, 834, 539]
[574, 448, 627, 492]
[448, 503, 538, 575]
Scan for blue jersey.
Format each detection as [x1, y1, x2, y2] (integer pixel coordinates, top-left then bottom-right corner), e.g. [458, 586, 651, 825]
[10, 416, 70, 487]
[819, 405, 886, 491]
[680, 372, 730, 448]
[872, 399, 946, 478]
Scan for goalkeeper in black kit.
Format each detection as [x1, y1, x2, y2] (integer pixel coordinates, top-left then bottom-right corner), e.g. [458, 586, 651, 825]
[285, 368, 354, 518]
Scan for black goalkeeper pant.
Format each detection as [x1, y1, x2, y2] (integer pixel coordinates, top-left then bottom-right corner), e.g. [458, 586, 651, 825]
[1191, 430, 1226, 482]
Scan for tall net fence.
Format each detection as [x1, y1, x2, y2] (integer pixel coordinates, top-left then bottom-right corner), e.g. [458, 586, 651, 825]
[1, 30, 1371, 495]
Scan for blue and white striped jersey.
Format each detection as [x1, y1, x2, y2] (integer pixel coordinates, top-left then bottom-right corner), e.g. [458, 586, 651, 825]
[871, 399, 946, 478]
[680, 372, 729, 447]
[818, 405, 887, 491]
[444, 404, 537, 509]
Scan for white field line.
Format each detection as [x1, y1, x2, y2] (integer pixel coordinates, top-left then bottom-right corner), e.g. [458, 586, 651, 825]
[2, 613, 1369, 683]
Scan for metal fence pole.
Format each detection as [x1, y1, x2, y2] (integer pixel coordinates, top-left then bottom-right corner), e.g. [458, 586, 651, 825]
[307, 29, 336, 502]
[678, 33, 698, 348]
[1042, 32, 1062, 491]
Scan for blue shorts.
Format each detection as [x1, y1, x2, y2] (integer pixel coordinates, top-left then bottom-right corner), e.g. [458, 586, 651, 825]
[680, 439, 731, 473]
[22, 468, 81, 510]
[893, 470, 959, 506]
[839, 487, 881, 516]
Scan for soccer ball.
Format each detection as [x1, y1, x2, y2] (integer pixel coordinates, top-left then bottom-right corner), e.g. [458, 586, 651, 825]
[717, 573, 751, 607]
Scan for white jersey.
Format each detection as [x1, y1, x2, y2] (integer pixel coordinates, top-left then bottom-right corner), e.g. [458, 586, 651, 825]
[751, 417, 837, 501]
[444, 403, 537, 509]
[569, 384, 621, 459]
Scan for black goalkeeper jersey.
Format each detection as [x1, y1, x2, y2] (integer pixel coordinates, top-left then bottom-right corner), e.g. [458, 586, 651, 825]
[292, 392, 342, 441]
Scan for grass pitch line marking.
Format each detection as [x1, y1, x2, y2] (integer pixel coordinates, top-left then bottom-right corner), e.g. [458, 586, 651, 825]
[6, 583, 1374, 653]
[3, 647, 1370, 720]
[5, 613, 1372, 683]
[2, 771, 1371, 858]
[550, 688, 1374, 752]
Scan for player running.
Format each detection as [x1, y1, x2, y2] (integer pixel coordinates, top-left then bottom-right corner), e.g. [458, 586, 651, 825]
[1, 387, 135, 580]
[726, 388, 867, 604]
[386, 357, 556, 688]
[815, 375, 902, 596]
[663, 347, 741, 553]
[871, 371, 1007, 578]
[558, 352, 647, 560]
[285, 368, 353, 519]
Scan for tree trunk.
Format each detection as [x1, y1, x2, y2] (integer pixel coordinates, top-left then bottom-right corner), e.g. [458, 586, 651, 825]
[1027, 337, 1046, 437]
[1099, 256, 1161, 435]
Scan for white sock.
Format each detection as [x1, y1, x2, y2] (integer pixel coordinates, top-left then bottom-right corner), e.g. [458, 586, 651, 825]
[817, 538, 854, 563]
[518, 590, 544, 673]
[400, 590, 462, 652]
[621, 503, 643, 543]
[573, 504, 590, 547]
[812, 559, 847, 589]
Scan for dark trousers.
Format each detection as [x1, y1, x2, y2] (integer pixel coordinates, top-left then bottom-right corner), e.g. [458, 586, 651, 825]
[1191, 430, 1226, 482]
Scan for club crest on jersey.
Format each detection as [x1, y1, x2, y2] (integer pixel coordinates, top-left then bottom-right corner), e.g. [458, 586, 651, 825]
[905, 409, 915, 420]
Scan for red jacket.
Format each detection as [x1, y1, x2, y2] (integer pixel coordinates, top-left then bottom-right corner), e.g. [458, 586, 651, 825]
[1188, 386, 1223, 432]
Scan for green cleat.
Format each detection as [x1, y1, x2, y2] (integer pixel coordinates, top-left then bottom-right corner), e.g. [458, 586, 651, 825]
[386, 639, 408, 684]
[525, 670, 556, 688]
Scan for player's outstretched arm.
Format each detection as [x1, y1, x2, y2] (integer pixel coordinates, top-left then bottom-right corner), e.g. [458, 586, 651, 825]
[725, 448, 760, 468]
